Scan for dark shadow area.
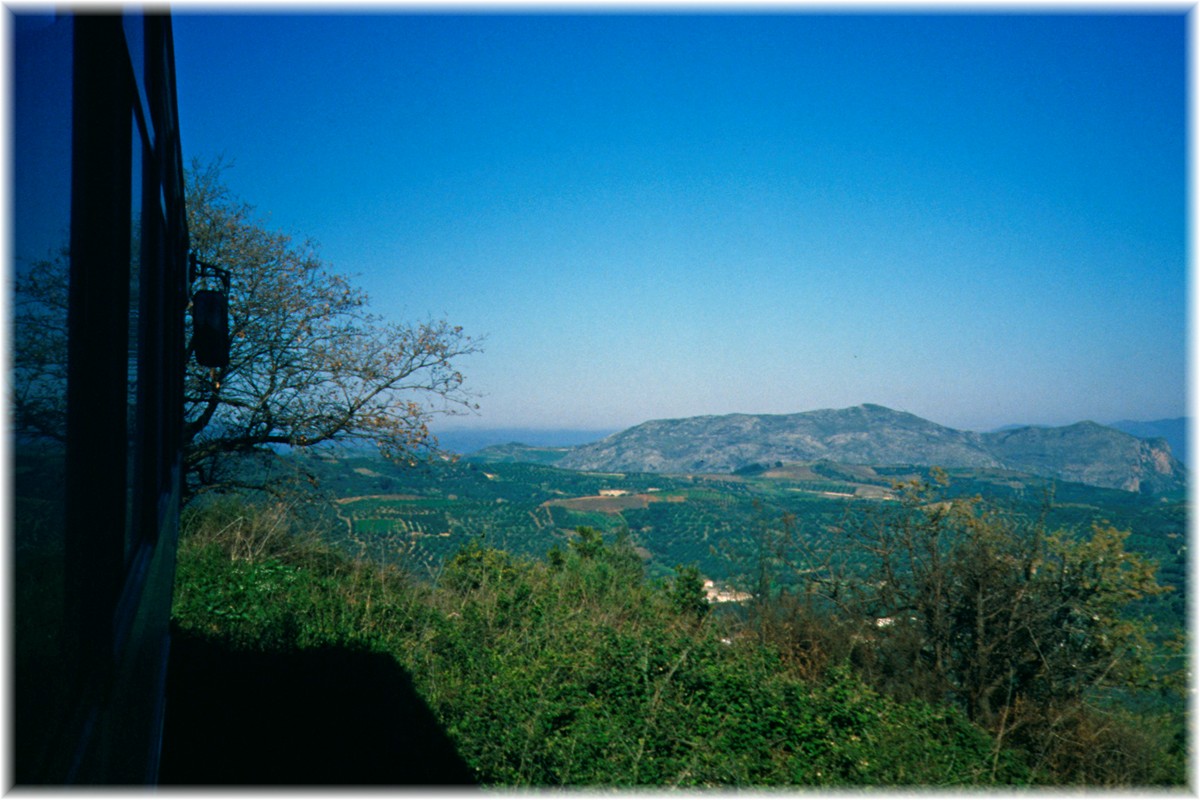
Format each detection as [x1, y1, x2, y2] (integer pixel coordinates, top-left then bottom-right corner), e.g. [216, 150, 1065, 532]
[159, 625, 476, 786]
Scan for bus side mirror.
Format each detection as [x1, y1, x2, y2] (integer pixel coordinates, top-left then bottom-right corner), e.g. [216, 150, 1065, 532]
[192, 289, 230, 368]
[189, 254, 232, 368]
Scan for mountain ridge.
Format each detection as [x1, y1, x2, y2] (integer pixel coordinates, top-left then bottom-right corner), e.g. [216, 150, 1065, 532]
[528, 405, 1187, 495]
[1107, 417, 1188, 468]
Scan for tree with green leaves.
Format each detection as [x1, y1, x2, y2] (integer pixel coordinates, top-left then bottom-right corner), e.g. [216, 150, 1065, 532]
[835, 472, 1171, 732]
[668, 563, 709, 620]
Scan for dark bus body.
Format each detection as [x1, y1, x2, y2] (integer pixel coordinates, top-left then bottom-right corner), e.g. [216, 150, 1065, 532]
[12, 11, 189, 784]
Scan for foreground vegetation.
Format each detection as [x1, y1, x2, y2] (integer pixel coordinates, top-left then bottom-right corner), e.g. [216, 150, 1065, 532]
[171, 477, 1186, 787]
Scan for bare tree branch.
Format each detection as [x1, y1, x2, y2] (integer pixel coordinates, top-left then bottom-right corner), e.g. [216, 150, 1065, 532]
[183, 158, 481, 498]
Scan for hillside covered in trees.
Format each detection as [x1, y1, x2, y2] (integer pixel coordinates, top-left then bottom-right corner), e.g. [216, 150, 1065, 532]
[165, 474, 1186, 787]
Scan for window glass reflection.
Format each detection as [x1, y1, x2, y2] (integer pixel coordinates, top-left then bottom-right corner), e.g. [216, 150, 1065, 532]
[11, 13, 78, 781]
[126, 113, 146, 562]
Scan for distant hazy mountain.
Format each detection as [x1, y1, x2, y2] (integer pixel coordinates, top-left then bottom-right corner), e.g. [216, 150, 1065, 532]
[981, 421, 1184, 495]
[553, 404, 1185, 495]
[459, 442, 577, 466]
[1107, 418, 1187, 468]
[434, 428, 618, 455]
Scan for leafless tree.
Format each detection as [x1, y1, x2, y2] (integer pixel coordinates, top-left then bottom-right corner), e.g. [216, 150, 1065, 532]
[182, 158, 480, 496]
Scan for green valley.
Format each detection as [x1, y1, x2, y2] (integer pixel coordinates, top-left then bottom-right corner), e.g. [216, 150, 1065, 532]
[172, 411, 1188, 788]
[273, 450, 1186, 632]
[172, 450, 1188, 786]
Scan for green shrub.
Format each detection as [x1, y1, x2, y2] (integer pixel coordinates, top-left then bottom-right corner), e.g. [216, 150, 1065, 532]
[170, 497, 1175, 788]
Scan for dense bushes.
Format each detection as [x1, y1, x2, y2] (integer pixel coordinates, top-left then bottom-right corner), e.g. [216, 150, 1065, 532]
[171, 500, 1184, 787]
[732, 475, 1188, 786]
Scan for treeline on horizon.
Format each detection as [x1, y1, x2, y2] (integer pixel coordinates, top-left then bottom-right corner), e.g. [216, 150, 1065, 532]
[170, 474, 1187, 787]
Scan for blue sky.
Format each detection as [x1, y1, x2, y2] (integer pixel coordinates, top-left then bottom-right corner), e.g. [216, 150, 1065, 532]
[172, 10, 1188, 434]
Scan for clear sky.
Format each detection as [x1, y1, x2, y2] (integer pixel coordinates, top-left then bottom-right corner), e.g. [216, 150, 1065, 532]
[171, 9, 1188, 434]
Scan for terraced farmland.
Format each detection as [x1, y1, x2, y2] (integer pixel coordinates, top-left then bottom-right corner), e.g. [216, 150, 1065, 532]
[291, 451, 1187, 614]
